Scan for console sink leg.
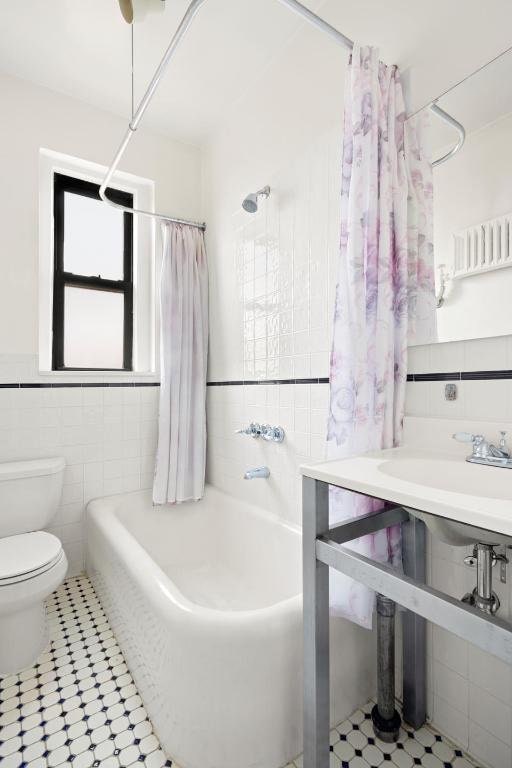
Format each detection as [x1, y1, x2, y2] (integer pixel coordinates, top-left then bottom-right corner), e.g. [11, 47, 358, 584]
[372, 594, 401, 742]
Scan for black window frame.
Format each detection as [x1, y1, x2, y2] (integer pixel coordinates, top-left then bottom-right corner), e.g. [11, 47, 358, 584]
[52, 173, 134, 371]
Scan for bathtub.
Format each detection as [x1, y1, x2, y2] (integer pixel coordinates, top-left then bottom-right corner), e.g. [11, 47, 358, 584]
[86, 486, 375, 768]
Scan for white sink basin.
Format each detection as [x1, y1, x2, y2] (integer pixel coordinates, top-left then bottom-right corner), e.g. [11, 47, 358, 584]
[379, 456, 512, 546]
[300, 447, 512, 545]
[380, 457, 512, 501]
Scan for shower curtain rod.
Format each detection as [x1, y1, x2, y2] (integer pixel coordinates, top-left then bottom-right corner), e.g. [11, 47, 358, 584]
[99, 0, 465, 228]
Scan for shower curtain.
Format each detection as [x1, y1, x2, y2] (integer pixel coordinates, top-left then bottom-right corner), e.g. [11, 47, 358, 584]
[327, 45, 436, 628]
[153, 222, 208, 505]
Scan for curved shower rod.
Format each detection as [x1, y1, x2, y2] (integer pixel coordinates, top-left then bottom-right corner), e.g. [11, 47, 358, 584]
[429, 103, 466, 167]
[99, 0, 465, 228]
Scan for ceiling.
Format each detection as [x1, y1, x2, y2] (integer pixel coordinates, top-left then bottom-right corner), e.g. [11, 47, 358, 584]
[0, 0, 511, 144]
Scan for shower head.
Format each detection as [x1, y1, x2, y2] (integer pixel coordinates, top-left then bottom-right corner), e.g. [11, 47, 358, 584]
[242, 186, 270, 213]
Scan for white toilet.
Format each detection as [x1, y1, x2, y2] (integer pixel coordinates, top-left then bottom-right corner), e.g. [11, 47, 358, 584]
[0, 457, 68, 675]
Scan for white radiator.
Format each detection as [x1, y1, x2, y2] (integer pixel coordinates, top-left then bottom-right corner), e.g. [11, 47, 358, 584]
[453, 212, 512, 278]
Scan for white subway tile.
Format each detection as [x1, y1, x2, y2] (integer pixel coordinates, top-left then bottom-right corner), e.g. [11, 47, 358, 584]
[468, 721, 511, 768]
[432, 626, 468, 678]
[432, 695, 469, 748]
[464, 380, 512, 421]
[433, 661, 469, 715]
[469, 684, 512, 744]
[467, 644, 512, 705]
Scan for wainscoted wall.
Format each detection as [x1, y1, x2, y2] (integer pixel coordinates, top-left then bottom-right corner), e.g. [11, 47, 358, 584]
[0, 353, 159, 576]
[405, 338, 512, 768]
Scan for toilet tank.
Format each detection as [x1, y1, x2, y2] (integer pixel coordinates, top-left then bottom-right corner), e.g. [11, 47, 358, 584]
[0, 457, 65, 537]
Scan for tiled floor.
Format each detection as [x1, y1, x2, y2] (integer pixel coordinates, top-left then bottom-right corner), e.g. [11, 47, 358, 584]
[0, 575, 480, 768]
[0, 576, 173, 768]
[288, 701, 479, 768]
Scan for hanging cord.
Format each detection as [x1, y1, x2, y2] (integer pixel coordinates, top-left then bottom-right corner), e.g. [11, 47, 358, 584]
[407, 43, 512, 122]
[131, 22, 135, 120]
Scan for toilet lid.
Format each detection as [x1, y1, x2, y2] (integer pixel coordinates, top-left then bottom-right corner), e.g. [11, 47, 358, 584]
[0, 531, 63, 582]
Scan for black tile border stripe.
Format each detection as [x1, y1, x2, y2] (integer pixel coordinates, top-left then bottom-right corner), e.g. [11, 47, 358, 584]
[408, 370, 512, 382]
[0, 381, 160, 389]
[206, 377, 330, 387]
[407, 372, 461, 382]
[1, 370, 510, 389]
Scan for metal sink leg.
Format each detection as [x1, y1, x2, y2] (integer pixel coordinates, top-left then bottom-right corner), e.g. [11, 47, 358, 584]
[372, 594, 401, 742]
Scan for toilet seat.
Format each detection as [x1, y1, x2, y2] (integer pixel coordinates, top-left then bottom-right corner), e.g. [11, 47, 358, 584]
[0, 531, 64, 586]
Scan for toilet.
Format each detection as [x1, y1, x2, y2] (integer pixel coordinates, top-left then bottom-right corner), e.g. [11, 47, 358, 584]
[0, 457, 68, 675]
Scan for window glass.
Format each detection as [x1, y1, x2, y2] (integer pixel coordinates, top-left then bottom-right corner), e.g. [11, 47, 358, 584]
[63, 192, 124, 280]
[63, 287, 124, 369]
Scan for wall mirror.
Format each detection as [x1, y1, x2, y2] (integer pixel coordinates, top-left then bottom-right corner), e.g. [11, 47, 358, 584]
[412, 46, 512, 345]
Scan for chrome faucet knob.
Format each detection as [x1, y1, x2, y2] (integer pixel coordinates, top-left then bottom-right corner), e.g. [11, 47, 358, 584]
[453, 432, 477, 443]
[453, 432, 489, 458]
[260, 425, 285, 443]
[235, 423, 262, 438]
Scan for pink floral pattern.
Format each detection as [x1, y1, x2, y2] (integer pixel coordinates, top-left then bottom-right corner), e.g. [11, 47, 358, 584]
[327, 46, 436, 628]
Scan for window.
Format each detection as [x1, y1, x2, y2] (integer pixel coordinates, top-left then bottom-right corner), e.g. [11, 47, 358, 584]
[39, 149, 155, 375]
[52, 173, 134, 371]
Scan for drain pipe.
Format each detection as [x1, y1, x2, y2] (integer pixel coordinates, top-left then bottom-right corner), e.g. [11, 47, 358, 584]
[371, 594, 401, 742]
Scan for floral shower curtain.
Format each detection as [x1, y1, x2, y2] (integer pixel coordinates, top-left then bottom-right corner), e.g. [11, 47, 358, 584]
[327, 45, 436, 628]
[153, 222, 209, 505]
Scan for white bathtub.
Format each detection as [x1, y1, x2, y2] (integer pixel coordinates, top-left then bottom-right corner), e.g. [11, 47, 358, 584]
[86, 487, 375, 768]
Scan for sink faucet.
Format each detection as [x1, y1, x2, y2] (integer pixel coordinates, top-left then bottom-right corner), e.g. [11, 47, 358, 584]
[453, 431, 512, 467]
[243, 466, 270, 480]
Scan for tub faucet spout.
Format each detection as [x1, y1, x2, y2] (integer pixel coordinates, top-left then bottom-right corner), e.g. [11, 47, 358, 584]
[243, 466, 270, 480]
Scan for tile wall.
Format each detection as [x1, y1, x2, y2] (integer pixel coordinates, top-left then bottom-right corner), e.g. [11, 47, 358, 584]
[206, 131, 340, 524]
[0, 353, 159, 575]
[405, 337, 512, 768]
[207, 381, 330, 526]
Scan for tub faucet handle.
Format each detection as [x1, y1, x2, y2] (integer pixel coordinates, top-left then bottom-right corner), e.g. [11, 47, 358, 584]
[261, 424, 285, 443]
[236, 423, 262, 438]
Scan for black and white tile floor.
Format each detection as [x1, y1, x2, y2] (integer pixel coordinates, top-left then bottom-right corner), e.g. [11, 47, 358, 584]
[0, 575, 480, 768]
[288, 701, 478, 768]
[0, 576, 174, 768]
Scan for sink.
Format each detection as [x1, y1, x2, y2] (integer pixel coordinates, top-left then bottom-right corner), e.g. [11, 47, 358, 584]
[380, 457, 512, 501]
[301, 445, 512, 546]
[380, 456, 512, 547]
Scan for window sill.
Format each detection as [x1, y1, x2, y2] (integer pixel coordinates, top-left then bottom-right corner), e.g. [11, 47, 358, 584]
[37, 369, 159, 382]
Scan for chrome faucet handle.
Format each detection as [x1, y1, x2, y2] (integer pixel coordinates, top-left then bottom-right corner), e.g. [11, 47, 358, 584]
[453, 432, 480, 443]
[498, 431, 510, 457]
[453, 432, 486, 445]
[260, 424, 285, 443]
[454, 431, 512, 468]
[235, 423, 262, 438]
[453, 432, 488, 458]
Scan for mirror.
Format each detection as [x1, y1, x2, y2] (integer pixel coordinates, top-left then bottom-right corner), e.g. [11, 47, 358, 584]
[413, 47, 512, 345]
